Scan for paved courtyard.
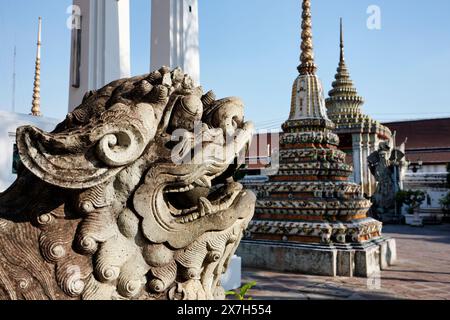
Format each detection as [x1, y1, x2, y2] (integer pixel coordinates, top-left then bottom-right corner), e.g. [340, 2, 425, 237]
[241, 224, 450, 300]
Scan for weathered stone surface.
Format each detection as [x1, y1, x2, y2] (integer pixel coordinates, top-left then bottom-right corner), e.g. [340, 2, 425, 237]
[238, 241, 337, 276]
[238, 238, 396, 277]
[0, 67, 255, 300]
[336, 250, 354, 277]
[380, 238, 397, 269]
[242, 225, 450, 300]
[354, 245, 381, 278]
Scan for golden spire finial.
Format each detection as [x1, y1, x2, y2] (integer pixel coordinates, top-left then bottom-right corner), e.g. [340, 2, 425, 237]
[326, 18, 364, 110]
[31, 17, 42, 117]
[298, 0, 317, 75]
[340, 17, 345, 64]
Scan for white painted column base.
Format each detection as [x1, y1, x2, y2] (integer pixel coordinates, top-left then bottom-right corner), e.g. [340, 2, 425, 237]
[68, 0, 131, 112]
[405, 214, 424, 227]
[151, 0, 200, 85]
[221, 255, 242, 291]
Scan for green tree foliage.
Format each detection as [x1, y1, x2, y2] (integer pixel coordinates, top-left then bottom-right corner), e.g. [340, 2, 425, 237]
[440, 192, 450, 213]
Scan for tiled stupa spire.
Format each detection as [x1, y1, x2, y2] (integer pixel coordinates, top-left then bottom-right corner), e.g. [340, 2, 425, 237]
[326, 19, 391, 138]
[246, 1, 382, 245]
[31, 17, 42, 117]
[326, 19, 365, 118]
[287, 0, 330, 125]
[325, 19, 392, 195]
[297, 0, 317, 75]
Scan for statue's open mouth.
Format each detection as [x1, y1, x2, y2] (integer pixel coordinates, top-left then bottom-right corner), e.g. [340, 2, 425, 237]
[161, 120, 255, 225]
[164, 169, 243, 224]
[134, 118, 255, 249]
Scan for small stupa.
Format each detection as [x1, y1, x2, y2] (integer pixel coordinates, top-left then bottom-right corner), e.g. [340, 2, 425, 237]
[325, 19, 391, 195]
[238, 0, 396, 277]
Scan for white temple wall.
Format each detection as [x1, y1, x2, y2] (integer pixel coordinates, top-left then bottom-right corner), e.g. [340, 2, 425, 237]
[403, 172, 448, 213]
[408, 164, 447, 174]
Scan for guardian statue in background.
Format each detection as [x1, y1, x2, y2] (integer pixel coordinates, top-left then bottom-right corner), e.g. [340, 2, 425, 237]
[368, 141, 407, 217]
[0, 67, 255, 300]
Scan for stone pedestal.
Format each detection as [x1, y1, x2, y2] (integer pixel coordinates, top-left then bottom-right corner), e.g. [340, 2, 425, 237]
[237, 238, 396, 278]
[419, 209, 444, 225]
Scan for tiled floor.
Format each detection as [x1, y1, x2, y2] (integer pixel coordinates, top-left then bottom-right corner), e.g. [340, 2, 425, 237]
[241, 224, 450, 300]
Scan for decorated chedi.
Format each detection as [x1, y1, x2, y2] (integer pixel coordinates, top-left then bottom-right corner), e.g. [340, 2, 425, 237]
[325, 19, 391, 196]
[238, 0, 396, 277]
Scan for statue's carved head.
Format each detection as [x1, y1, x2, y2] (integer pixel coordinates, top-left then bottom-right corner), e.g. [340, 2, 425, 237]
[3, 67, 255, 300]
[378, 141, 390, 152]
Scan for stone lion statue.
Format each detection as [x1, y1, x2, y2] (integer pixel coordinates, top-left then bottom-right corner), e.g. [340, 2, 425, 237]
[0, 67, 256, 300]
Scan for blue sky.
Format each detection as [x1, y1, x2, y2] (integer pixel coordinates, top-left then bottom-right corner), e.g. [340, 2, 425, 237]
[0, 0, 449, 130]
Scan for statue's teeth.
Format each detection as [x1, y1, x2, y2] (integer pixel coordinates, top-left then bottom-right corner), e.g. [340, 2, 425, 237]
[199, 197, 213, 216]
[181, 207, 196, 215]
[165, 184, 195, 194]
[195, 178, 212, 188]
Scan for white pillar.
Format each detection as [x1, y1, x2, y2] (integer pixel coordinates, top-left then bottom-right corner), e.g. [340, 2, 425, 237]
[352, 133, 363, 189]
[68, 0, 131, 112]
[367, 134, 378, 196]
[361, 133, 371, 195]
[151, 0, 200, 85]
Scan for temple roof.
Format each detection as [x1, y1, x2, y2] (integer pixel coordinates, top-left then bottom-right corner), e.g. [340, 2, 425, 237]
[384, 118, 450, 164]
